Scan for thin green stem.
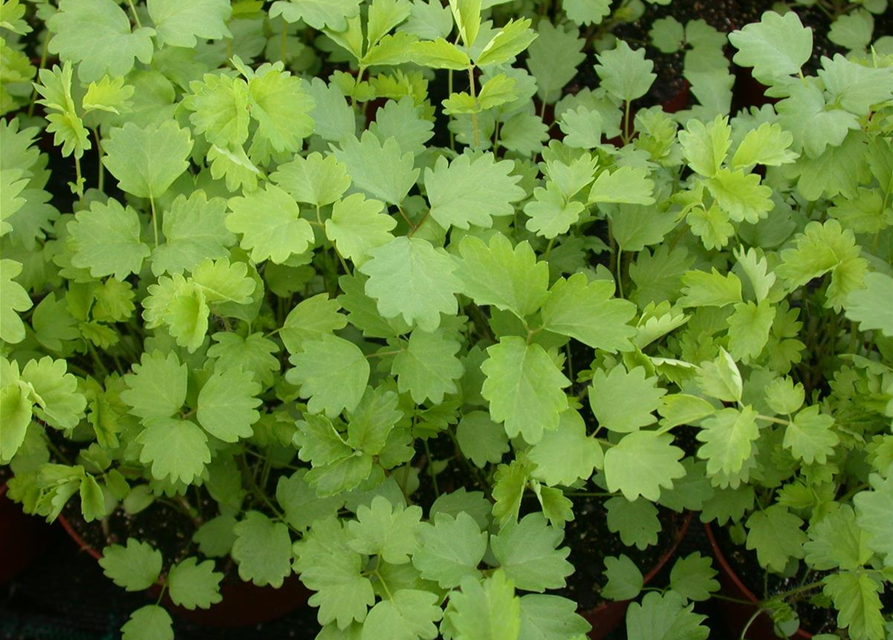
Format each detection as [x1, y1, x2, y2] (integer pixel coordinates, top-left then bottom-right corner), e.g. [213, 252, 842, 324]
[623, 100, 632, 143]
[468, 66, 480, 148]
[73, 155, 83, 201]
[149, 195, 159, 248]
[755, 414, 788, 426]
[739, 608, 762, 640]
[126, 0, 143, 28]
[92, 127, 104, 193]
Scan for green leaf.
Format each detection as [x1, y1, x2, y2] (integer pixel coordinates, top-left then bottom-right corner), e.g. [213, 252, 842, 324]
[231, 511, 293, 588]
[846, 272, 893, 338]
[589, 365, 665, 433]
[270, 0, 362, 30]
[558, 106, 604, 150]
[47, 0, 154, 82]
[20, 356, 86, 430]
[346, 386, 402, 456]
[490, 513, 573, 592]
[147, 0, 231, 48]
[392, 328, 464, 404]
[606, 496, 660, 549]
[728, 11, 812, 82]
[657, 394, 715, 430]
[649, 16, 684, 53]
[227, 184, 314, 264]
[456, 410, 510, 468]
[783, 406, 838, 465]
[696, 349, 743, 403]
[594, 41, 656, 102]
[745, 506, 807, 572]
[517, 594, 590, 640]
[611, 204, 677, 252]
[137, 418, 211, 484]
[325, 194, 395, 266]
[476, 73, 518, 110]
[121, 351, 187, 421]
[818, 54, 893, 117]
[410, 38, 471, 70]
[526, 21, 585, 103]
[207, 332, 280, 387]
[197, 367, 262, 443]
[678, 115, 730, 178]
[193, 515, 237, 558]
[778, 220, 867, 311]
[588, 166, 655, 205]
[602, 554, 643, 601]
[854, 473, 893, 569]
[276, 470, 344, 531]
[98, 538, 162, 591]
[679, 268, 742, 308]
[0, 260, 31, 344]
[164, 284, 209, 353]
[286, 335, 370, 417]
[777, 81, 859, 159]
[247, 68, 315, 154]
[529, 408, 602, 486]
[0, 382, 32, 463]
[492, 457, 533, 526]
[281, 294, 348, 355]
[412, 512, 486, 588]
[68, 199, 150, 280]
[475, 18, 537, 67]
[271, 152, 351, 207]
[347, 495, 422, 564]
[359, 236, 461, 332]
[481, 337, 570, 444]
[603, 431, 685, 501]
[184, 73, 249, 149]
[823, 572, 885, 640]
[804, 506, 872, 571]
[121, 606, 173, 640]
[625, 592, 710, 640]
[334, 132, 419, 205]
[706, 168, 773, 224]
[167, 557, 223, 610]
[152, 191, 234, 276]
[424, 153, 524, 230]
[454, 233, 549, 319]
[669, 553, 719, 602]
[293, 517, 375, 628]
[447, 570, 521, 640]
[565, 0, 611, 25]
[524, 183, 585, 239]
[363, 589, 442, 640]
[541, 273, 636, 352]
[827, 10, 874, 51]
[696, 406, 758, 478]
[103, 121, 193, 199]
[730, 122, 797, 169]
[727, 299, 775, 360]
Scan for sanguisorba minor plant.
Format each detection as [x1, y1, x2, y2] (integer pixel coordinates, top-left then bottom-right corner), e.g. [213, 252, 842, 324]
[1, 0, 892, 639]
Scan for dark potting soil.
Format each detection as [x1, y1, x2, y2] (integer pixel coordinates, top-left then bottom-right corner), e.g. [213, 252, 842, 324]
[712, 524, 839, 635]
[560, 496, 685, 612]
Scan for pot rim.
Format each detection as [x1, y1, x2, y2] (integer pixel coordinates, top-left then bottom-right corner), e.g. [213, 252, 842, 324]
[704, 521, 812, 640]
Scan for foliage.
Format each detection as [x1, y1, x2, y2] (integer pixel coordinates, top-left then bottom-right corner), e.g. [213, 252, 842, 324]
[1, 1, 892, 639]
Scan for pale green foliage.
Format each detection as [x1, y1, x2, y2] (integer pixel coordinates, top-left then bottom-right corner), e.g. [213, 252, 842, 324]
[231, 511, 293, 588]
[98, 539, 162, 591]
[490, 513, 573, 592]
[102, 121, 193, 199]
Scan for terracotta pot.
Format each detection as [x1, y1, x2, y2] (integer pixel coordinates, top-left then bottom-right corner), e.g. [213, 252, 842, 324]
[58, 513, 310, 628]
[580, 510, 693, 640]
[705, 523, 811, 640]
[0, 482, 53, 584]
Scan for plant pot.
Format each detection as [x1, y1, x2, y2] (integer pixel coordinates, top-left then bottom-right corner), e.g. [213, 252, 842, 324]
[580, 510, 693, 640]
[57, 513, 310, 628]
[705, 523, 812, 640]
[0, 482, 54, 584]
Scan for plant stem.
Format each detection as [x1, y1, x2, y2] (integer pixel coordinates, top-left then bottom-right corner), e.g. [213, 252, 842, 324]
[149, 195, 159, 248]
[468, 66, 480, 148]
[755, 414, 788, 426]
[422, 439, 440, 498]
[739, 608, 762, 640]
[92, 127, 104, 192]
[126, 0, 142, 28]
